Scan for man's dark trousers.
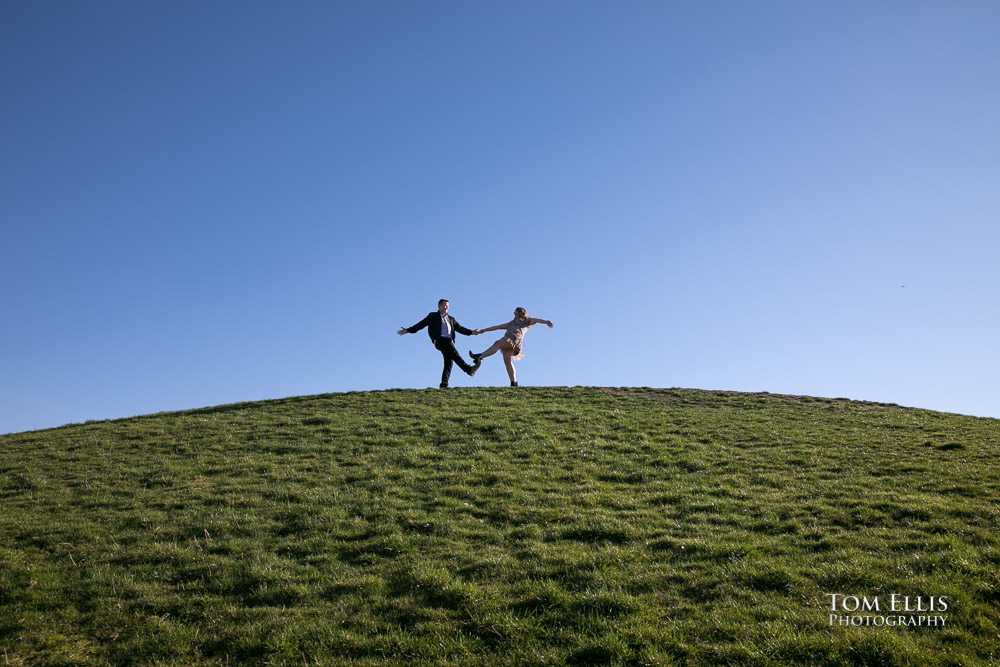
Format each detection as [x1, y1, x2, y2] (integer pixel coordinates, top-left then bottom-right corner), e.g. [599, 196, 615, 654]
[435, 337, 474, 387]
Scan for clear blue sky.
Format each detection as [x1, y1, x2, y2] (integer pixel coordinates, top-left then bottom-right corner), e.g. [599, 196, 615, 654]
[3, 1, 998, 434]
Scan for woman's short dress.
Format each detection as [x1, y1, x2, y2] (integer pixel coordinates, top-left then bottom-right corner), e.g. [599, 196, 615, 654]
[502, 317, 532, 361]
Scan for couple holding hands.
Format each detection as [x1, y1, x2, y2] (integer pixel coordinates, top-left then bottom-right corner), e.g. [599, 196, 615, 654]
[398, 299, 553, 388]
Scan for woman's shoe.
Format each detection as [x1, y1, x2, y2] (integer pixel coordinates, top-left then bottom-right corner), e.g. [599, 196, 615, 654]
[469, 350, 481, 362]
[510, 381, 518, 387]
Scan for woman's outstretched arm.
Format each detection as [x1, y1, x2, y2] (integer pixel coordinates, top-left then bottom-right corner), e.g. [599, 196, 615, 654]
[479, 321, 512, 333]
[529, 317, 554, 328]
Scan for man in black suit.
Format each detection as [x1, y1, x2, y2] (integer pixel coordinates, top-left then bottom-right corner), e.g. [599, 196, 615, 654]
[398, 299, 481, 388]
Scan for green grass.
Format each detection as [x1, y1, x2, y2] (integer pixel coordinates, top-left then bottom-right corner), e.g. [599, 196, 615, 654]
[1, 387, 998, 665]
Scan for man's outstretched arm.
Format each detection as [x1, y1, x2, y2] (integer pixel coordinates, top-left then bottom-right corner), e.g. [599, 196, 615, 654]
[398, 313, 431, 336]
[452, 319, 476, 337]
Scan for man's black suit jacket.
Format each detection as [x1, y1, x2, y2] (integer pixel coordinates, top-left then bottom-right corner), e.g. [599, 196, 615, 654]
[406, 312, 473, 344]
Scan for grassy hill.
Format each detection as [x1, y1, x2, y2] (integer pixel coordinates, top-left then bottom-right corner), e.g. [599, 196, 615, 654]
[1, 387, 998, 666]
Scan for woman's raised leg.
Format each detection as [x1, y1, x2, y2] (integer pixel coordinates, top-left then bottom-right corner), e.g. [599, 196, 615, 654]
[473, 338, 512, 361]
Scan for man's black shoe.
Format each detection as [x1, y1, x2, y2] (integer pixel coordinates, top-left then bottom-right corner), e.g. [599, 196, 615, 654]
[468, 360, 480, 377]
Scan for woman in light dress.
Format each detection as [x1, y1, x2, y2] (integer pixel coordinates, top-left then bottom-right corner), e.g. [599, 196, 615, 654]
[469, 307, 553, 387]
